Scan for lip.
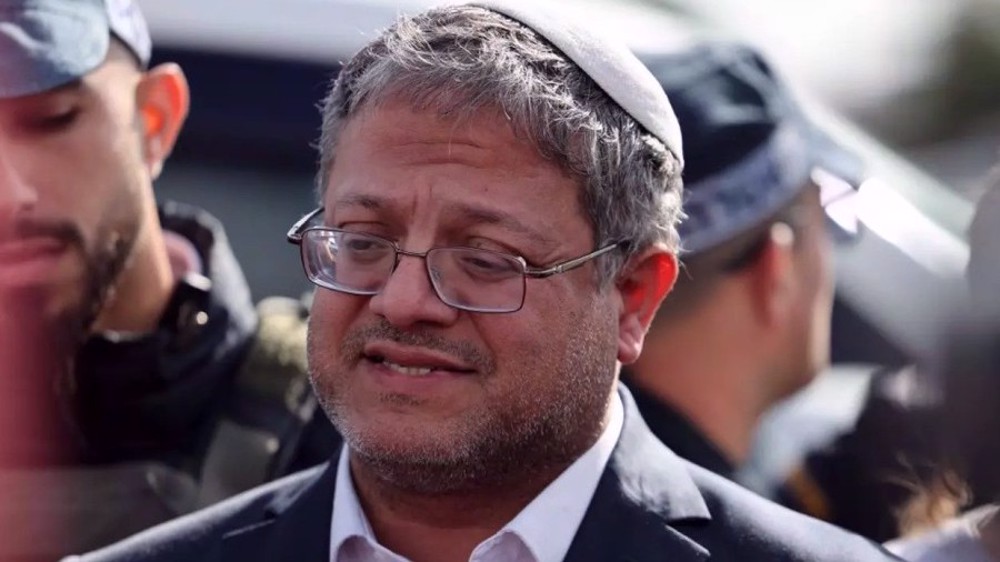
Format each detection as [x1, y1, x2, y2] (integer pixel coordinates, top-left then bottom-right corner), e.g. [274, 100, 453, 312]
[362, 341, 475, 373]
[0, 236, 70, 286]
[0, 236, 67, 261]
[360, 341, 477, 396]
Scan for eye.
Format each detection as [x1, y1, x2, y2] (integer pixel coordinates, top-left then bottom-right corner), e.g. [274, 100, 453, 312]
[344, 237, 381, 252]
[335, 232, 392, 264]
[457, 251, 521, 281]
[20, 107, 81, 133]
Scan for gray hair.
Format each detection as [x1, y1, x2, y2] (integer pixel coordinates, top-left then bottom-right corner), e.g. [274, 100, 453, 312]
[315, 5, 683, 284]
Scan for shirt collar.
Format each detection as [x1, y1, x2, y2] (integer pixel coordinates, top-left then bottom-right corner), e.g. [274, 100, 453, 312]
[503, 391, 624, 562]
[330, 449, 379, 559]
[328, 392, 624, 562]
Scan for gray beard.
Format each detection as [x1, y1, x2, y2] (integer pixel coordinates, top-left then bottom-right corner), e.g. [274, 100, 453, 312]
[310, 306, 617, 496]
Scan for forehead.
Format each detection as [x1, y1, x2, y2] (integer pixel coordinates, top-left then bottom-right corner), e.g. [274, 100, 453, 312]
[323, 100, 590, 239]
[335, 101, 557, 175]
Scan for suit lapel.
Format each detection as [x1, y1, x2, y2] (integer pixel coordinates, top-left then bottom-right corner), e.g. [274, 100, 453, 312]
[564, 386, 712, 562]
[221, 459, 340, 562]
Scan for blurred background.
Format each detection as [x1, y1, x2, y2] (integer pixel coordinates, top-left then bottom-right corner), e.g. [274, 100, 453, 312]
[685, 0, 1000, 198]
[139, 0, 999, 305]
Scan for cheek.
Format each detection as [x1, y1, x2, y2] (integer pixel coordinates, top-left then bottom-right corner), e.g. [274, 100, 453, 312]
[483, 281, 615, 390]
[308, 290, 363, 351]
[43, 124, 142, 220]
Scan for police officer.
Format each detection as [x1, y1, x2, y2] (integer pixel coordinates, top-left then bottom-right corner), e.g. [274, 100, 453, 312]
[626, 40, 991, 543]
[623, 40, 863, 481]
[0, 1, 338, 558]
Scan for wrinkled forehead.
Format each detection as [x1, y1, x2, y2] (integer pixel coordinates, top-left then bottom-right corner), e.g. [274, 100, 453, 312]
[327, 100, 578, 191]
[322, 101, 590, 245]
[325, 92, 584, 195]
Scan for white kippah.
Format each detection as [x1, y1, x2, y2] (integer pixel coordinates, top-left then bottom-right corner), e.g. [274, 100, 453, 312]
[464, 0, 684, 165]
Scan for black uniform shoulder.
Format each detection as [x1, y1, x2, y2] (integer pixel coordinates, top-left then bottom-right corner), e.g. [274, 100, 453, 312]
[64, 464, 328, 562]
[684, 461, 902, 561]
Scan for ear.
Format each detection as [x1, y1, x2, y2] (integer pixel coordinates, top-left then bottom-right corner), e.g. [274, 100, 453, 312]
[617, 248, 678, 365]
[135, 63, 190, 180]
[749, 222, 798, 327]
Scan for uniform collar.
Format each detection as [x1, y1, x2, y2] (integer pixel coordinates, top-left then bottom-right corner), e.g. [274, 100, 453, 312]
[621, 370, 737, 479]
[72, 201, 258, 463]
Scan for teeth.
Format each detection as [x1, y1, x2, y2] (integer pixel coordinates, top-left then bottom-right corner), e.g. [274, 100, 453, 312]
[383, 360, 434, 376]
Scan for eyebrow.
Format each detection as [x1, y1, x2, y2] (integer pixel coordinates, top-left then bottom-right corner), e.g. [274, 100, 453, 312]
[330, 194, 559, 250]
[448, 202, 559, 250]
[334, 193, 383, 211]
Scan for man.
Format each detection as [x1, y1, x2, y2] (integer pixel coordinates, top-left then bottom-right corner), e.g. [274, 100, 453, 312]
[71, 3, 899, 561]
[623, 44, 859, 479]
[627, 43, 944, 540]
[0, 0, 337, 557]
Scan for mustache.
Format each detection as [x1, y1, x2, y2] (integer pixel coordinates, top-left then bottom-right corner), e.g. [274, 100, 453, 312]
[337, 318, 496, 374]
[3, 217, 84, 248]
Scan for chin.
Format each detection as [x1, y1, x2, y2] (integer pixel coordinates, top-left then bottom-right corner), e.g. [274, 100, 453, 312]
[342, 405, 468, 455]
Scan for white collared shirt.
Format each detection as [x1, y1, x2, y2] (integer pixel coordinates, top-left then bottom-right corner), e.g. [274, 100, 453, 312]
[328, 393, 625, 562]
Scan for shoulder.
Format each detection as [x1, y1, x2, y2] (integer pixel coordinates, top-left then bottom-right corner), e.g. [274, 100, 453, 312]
[64, 464, 328, 562]
[684, 462, 901, 561]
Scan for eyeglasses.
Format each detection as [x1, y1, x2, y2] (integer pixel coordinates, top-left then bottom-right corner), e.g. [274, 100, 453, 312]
[286, 207, 621, 313]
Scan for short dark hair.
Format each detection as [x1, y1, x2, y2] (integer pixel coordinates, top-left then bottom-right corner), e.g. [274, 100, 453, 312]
[654, 183, 814, 322]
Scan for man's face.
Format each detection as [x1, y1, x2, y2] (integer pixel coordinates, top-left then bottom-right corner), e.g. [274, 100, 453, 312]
[783, 186, 835, 393]
[308, 100, 622, 493]
[0, 46, 149, 332]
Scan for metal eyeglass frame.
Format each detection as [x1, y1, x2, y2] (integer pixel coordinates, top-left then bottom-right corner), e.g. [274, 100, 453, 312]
[286, 206, 622, 313]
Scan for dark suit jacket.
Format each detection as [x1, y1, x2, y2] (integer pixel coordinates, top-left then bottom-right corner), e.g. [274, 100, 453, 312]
[67, 387, 901, 562]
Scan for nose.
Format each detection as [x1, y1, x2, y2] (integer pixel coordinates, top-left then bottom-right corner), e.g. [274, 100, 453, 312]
[0, 155, 38, 224]
[368, 252, 459, 329]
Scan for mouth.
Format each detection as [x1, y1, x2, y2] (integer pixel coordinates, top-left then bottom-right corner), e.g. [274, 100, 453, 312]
[363, 353, 477, 377]
[360, 341, 478, 380]
[0, 237, 72, 286]
[0, 236, 68, 262]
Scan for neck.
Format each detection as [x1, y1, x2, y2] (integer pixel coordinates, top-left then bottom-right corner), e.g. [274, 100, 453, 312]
[90, 205, 175, 334]
[631, 315, 773, 466]
[348, 447, 584, 562]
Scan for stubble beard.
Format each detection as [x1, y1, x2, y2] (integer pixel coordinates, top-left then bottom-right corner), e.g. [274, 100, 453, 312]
[76, 221, 140, 334]
[2, 212, 139, 363]
[0, 215, 138, 463]
[308, 305, 619, 496]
